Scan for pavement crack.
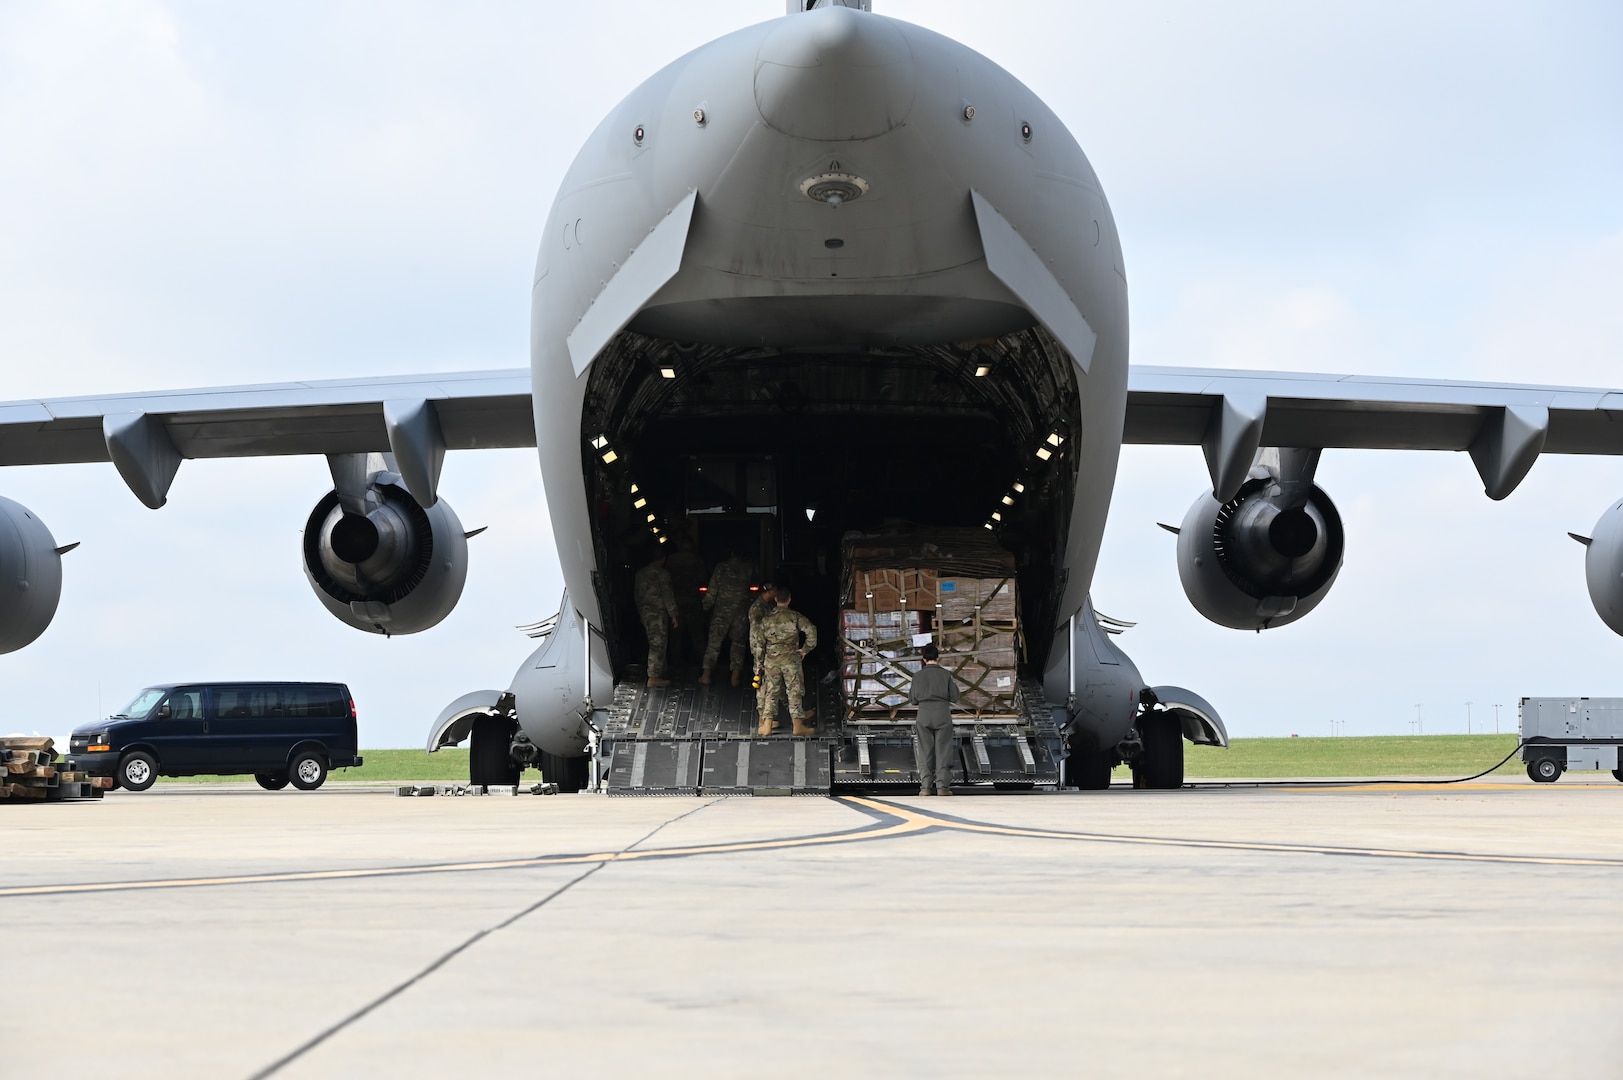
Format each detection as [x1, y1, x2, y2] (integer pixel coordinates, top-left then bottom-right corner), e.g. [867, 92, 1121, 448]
[245, 798, 723, 1079]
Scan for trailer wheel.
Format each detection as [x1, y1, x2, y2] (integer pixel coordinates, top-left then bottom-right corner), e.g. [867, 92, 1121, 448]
[1527, 758, 1562, 784]
[254, 772, 290, 791]
[540, 750, 589, 793]
[1613, 768, 1623, 784]
[1132, 713, 1184, 790]
[470, 715, 521, 787]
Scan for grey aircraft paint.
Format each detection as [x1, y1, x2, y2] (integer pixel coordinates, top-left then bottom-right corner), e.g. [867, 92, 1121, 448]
[0, 4, 1620, 779]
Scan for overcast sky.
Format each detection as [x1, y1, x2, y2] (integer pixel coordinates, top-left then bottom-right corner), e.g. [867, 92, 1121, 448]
[1, 1, 1619, 749]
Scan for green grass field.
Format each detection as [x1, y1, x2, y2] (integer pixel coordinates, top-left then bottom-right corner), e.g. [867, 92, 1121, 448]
[155, 735, 1529, 784]
[1185, 734, 1523, 779]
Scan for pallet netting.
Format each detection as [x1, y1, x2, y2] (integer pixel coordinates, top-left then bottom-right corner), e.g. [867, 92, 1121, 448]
[837, 528, 1022, 719]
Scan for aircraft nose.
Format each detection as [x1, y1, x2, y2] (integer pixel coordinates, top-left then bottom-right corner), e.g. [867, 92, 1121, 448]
[755, 7, 915, 141]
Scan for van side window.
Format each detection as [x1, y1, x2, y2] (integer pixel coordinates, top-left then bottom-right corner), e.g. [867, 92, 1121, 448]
[166, 690, 203, 720]
[216, 687, 279, 719]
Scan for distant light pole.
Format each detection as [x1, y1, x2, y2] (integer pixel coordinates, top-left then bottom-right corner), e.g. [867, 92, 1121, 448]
[1415, 704, 1423, 736]
[1494, 704, 1502, 735]
[1466, 701, 1474, 736]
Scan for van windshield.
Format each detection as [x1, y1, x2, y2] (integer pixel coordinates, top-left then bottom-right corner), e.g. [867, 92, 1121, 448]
[113, 688, 167, 719]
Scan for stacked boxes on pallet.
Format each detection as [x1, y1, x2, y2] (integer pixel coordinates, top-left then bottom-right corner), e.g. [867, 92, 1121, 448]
[840, 527, 1021, 717]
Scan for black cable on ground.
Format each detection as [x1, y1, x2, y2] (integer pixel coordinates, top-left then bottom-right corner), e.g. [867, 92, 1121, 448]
[1186, 742, 1526, 789]
[246, 799, 721, 1080]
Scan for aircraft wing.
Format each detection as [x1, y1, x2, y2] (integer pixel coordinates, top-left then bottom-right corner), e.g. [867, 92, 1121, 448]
[1125, 365, 1623, 501]
[0, 369, 534, 507]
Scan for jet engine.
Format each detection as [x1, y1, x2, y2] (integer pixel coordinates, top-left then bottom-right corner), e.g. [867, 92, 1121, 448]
[0, 496, 70, 653]
[1176, 477, 1345, 631]
[1579, 498, 1623, 636]
[302, 478, 469, 635]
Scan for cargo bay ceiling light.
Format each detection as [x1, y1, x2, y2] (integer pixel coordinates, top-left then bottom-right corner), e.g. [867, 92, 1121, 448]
[1001, 495, 1015, 505]
[1012, 482, 1026, 493]
[974, 364, 992, 377]
[633, 497, 647, 509]
[799, 170, 870, 208]
[659, 366, 677, 379]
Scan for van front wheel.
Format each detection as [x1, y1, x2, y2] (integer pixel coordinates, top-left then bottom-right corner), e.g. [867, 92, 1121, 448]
[289, 752, 328, 791]
[254, 772, 290, 791]
[117, 751, 158, 792]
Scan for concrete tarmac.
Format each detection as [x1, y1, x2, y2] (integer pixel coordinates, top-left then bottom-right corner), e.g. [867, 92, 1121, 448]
[4, 778, 1622, 1078]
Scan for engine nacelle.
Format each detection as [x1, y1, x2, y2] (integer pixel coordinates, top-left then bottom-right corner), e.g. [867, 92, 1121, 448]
[302, 480, 469, 635]
[0, 497, 66, 653]
[1582, 499, 1623, 636]
[1177, 478, 1345, 630]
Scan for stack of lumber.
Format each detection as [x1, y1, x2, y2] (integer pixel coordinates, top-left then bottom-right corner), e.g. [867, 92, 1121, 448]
[1, 736, 111, 802]
[839, 527, 1022, 717]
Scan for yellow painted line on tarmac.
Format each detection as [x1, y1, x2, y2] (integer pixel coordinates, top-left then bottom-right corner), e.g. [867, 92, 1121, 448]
[1273, 782, 1614, 792]
[6, 792, 1620, 900]
[863, 798, 1623, 868]
[0, 801, 935, 899]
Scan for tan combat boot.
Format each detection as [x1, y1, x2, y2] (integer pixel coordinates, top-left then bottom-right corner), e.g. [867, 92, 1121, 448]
[757, 712, 774, 737]
[792, 712, 816, 737]
[647, 676, 671, 688]
[730, 668, 742, 687]
[698, 669, 712, 686]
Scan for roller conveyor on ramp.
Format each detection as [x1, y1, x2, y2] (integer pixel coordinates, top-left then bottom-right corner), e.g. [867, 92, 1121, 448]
[598, 678, 1062, 796]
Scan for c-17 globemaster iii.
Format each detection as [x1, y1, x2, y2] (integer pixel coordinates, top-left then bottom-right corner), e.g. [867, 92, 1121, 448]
[2, 0, 1621, 794]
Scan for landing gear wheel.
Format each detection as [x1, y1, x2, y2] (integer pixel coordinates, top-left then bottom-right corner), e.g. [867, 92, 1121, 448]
[470, 715, 521, 787]
[1067, 739, 1114, 790]
[1527, 758, 1562, 783]
[540, 750, 590, 793]
[289, 752, 328, 791]
[1613, 768, 1623, 783]
[254, 772, 290, 791]
[1132, 712, 1184, 790]
[116, 751, 158, 792]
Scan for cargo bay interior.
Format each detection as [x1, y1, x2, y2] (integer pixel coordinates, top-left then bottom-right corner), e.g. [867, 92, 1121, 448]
[581, 326, 1082, 685]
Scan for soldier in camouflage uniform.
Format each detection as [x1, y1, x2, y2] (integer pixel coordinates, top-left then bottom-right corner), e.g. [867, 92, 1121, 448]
[699, 551, 754, 687]
[634, 553, 679, 687]
[746, 582, 778, 669]
[664, 538, 707, 670]
[751, 585, 817, 737]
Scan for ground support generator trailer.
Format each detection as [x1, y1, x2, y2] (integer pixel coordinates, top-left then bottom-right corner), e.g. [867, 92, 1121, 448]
[1520, 697, 1623, 783]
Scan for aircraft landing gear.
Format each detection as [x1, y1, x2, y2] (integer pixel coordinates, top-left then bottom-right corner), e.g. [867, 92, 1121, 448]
[469, 715, 521, 789]
[1131, 712, 1184, 790]
[1066, 736, 1115, 790]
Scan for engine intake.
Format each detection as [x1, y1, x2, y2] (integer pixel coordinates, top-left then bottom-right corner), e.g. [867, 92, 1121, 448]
[302, 480, 469, 635]
[1177, 478, 1345, 630]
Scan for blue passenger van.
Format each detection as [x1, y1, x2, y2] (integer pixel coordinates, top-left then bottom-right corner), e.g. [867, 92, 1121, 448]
[69, 682, 361, 792]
